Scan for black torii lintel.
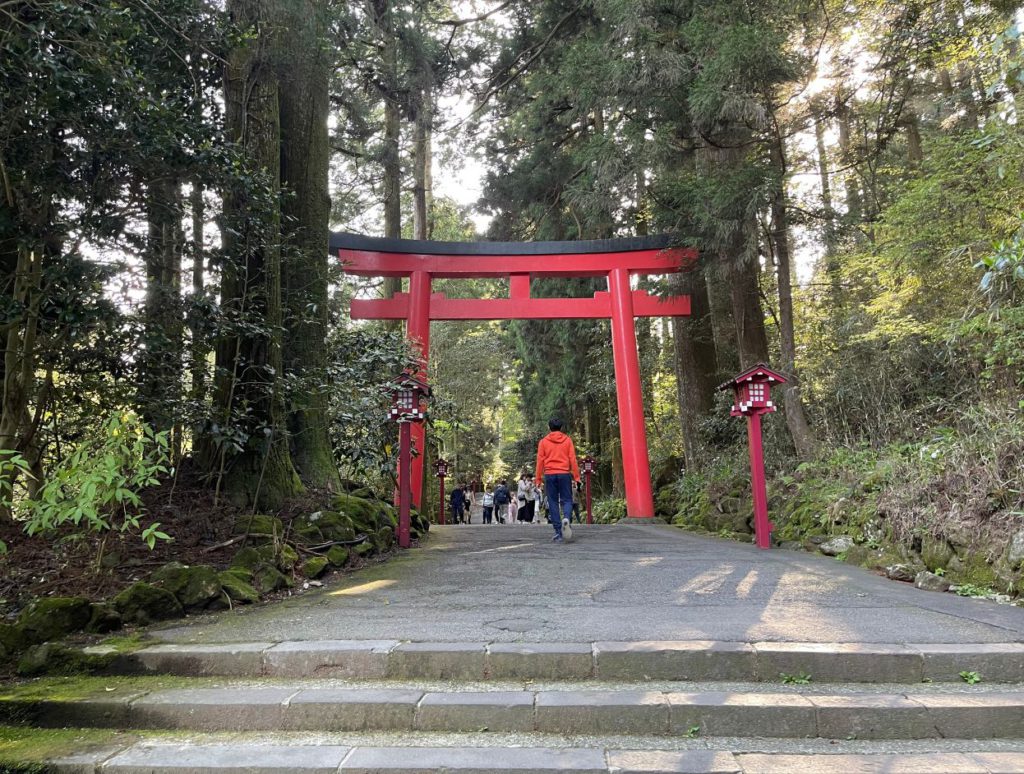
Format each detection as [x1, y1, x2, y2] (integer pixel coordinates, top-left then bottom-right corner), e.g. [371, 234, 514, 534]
[328, 231, 678, 256]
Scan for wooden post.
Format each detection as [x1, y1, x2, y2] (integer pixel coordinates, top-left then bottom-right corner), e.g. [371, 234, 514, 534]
[398, 420, 412, 548]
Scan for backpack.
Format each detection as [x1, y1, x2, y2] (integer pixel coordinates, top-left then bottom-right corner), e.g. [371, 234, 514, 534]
[494, 485, 510, 505]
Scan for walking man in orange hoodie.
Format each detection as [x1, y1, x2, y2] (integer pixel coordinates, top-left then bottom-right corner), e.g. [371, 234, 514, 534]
[535, 417, 581, 543]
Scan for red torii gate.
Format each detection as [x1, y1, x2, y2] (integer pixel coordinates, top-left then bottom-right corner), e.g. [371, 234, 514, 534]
[332, 233, 697, 521]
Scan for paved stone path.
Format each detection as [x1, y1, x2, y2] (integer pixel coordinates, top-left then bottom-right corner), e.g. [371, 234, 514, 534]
[156, 523, 1024, 645]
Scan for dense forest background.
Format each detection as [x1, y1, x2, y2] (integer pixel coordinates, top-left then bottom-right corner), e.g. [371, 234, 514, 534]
[1, 0, 1023, 606]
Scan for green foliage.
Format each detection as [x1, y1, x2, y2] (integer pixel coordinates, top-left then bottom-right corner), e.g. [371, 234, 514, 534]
[959, 670, 983, 685]
[592, 498, 627, 524]
[780, 672, 812, 685]
[327, 323, 417, 489]
[20, 414, 171, 550]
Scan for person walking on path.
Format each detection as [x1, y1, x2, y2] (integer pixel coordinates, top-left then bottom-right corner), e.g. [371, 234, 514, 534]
[493, 480, 512, 524]
[464, 487, 475, 524]
[481, 486, 494, 524]
[450, 484, 466, 524]
[535, 418, 580, 542]
[517, 473, 537, 522]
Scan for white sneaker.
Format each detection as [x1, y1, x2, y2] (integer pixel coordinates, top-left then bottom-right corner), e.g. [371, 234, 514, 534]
[562, 518, 573, 542]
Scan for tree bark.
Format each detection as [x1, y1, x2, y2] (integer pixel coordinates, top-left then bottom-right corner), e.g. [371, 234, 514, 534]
[213, 0, 303, 508]
[189, 182, 208, 413]
[412, 85, 431, 241]
[276, 0, 340, 490]
[672, 264, 718, 471]
[768, 134, 816, 458]
[380, 1, 403, 299]
[140, 175, 184, 450]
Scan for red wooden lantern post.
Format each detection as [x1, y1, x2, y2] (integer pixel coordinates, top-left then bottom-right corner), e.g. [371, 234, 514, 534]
[582, 455, 596, 525]
[717, 364, 788, 550]
[390, 372, 431, 548]
[434, 458, 450, 525]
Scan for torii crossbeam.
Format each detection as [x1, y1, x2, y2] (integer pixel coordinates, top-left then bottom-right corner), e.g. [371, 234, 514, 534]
[332, 232, 697, 521]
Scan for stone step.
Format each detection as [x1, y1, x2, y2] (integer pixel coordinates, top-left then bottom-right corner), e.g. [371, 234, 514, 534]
[10, 684, 1024, 739]
[111, 639, 1024, 683]
[47, 739, 1024, 773]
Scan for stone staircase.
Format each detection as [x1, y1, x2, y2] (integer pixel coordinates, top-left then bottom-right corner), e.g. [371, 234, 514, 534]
[7, 639, 1024, 772]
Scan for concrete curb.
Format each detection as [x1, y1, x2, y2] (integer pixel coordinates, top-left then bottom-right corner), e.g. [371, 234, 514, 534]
[12, 686, 1024, 739]
[48, 744, 1024, 773]
[121, 639, 1024, 683]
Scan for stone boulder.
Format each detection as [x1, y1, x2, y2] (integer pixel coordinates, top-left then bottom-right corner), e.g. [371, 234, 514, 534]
[254, 565, 292, 593]
[301, 556, 329, 579]
[333, 493, 383, 534]
[112, 582, 184, 626]
[0, 623, 28, 659]
[1005, 529, 1024, 571]
[914, 570, 951, 593]
[299, 511, 356, 540]
[16, 597, 92, 644]
[373, 526, 396, 552]
[151, 562, 224, 612]
[326, 545, 350, 568]
[218, 570, 260, 605]
[885, 564, 918, 583]
[86, 603, 123, 634]
[819, 536, 855, 557]
[231, 514, 284, 543]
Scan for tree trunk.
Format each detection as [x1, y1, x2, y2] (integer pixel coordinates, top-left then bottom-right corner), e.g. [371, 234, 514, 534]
[768, 135, 816, 458]
[672, 264, 718, 471]
[412, 85, 431, 241]
[276, 0, 340, 490]
[140, 175, 184, 451]
[213, 0, 303, 508]
[835, 96, 863, 228]
[380, 1, 402, 300]
[189, 182, 208, 413]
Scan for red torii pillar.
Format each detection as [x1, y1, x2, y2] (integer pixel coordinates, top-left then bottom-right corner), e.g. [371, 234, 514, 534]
[334, 233, 697, 520]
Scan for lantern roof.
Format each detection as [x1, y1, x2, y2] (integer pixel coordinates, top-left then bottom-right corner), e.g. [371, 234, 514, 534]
[391, 371, 432, 396]
[716, 363, 788, 392]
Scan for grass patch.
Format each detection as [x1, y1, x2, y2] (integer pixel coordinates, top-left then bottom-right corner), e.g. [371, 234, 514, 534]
[0, 675, 206, 703]
[0, 725, 131, 766]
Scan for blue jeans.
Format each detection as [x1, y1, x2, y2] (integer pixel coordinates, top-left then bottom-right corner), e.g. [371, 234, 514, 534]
[545, 474, 574, 536]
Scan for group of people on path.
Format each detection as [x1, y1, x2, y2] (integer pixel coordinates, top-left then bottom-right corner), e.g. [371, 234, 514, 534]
[446, 417, 583, 543]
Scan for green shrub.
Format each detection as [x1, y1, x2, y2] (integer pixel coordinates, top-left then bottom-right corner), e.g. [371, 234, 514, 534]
[20, 413, 171, 555]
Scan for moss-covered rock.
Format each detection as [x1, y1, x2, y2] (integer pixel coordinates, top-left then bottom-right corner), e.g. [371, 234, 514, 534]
[254, 566, 292, 593]
[231, 514, 284, 541]
[0, 622, 28, 659]
[332, 493, 380, 532]
[326, 545, 350, 567]
[218, 571, 260, 605]
[315, 511, 357, 542]
[16, 597, 92, 644]
[16, 642, 114, 677]
[373, 526, 395, 552]
[230, 547, 262, 573]
[921, 535, 955, 572]
[301, 556, 329, 579]
[85, 603, 122, 635]
[255, 543, 299, 572]
[354, 541, 375, 558]
[112, 582, 183, 626]
[151, 562, 224, 611]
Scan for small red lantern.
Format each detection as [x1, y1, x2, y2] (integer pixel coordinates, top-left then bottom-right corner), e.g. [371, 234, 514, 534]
[390, 372, 430, 422]
[717, 363, 788, 550]
[434, 458, 449, 526]
[581, 455, 596, 524]
[390, 372, 431, 548]
[721, 363, 787, 417]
